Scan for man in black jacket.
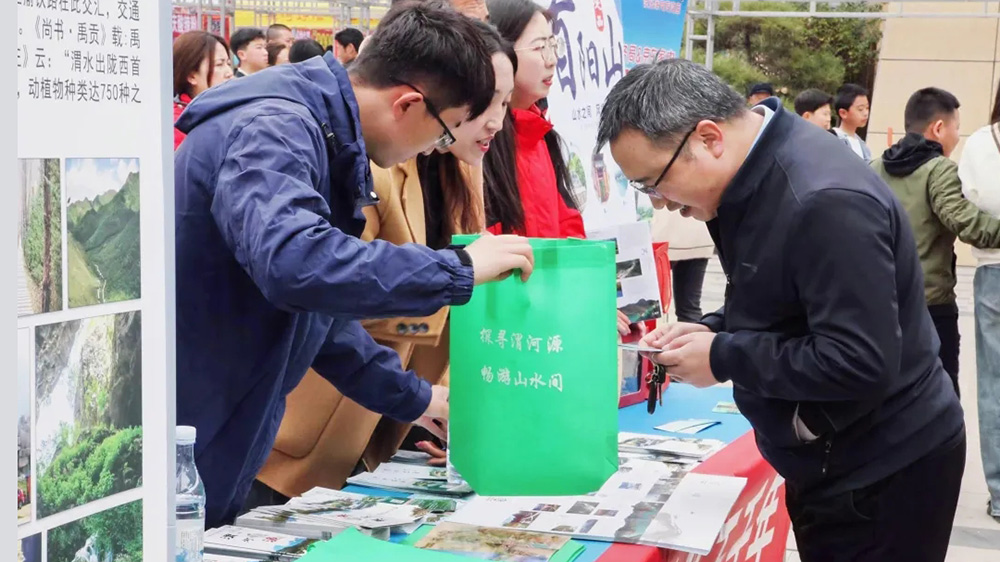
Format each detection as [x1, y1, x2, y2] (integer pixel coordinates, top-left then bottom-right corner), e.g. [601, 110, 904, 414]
[598, 59, 965, 561]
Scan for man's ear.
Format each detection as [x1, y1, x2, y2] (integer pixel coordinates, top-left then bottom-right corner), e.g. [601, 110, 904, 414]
[391, 90, 425, 122]
[803, 111, 814, 121]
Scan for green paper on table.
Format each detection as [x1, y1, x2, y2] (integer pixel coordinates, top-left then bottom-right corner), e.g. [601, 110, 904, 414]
[450, 237, 620, 496]
[298, 528, 467, 561]
[403, 524, 587, 562]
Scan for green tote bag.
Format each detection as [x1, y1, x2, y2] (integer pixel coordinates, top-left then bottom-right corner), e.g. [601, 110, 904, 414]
[449, 237, 619, 496]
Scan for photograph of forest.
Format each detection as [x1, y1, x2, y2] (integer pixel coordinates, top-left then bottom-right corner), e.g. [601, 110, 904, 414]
[18, 328, 32, 525]
[18, 159, 63, 316]
[47, 500, 142, 562]
[66, 158, 141, 308]
[35, 311, 142, 518]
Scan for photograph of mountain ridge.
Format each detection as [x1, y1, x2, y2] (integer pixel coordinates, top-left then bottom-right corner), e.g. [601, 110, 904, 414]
[66, 158, 141, 308]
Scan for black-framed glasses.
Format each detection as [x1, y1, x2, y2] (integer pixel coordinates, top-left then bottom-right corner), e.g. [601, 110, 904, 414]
[629, 126, 697, 198]
[515, 36, 567, 64]
[394, 79, 456, 150]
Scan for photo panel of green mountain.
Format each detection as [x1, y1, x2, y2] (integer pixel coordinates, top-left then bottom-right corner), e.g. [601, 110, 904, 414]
[450, 237, 619, 496]
[47, 499, 142, 562]
[34, 312, 142, 518]
[18, 328, 33, 525]
[586, 222, 662, 324]
[66, 158, 141, 308]
[18, 159, 64, 316]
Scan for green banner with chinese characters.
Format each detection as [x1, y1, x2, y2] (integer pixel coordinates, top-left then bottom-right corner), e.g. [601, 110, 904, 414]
[449, 237, 619, 496]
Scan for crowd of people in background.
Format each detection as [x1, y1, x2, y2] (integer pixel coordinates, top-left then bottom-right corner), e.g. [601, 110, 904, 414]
[169, 0, 1000, 556]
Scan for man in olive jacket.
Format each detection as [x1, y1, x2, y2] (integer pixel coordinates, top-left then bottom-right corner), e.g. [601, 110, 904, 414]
[872, 87, 1000, 395]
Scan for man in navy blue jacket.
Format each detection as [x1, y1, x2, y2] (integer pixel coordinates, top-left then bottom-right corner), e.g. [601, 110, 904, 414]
[174, 3, 535, 528]
[600, 60, 965, 561]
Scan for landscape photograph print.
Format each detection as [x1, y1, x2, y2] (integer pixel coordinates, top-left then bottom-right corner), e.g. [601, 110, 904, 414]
[18, 328, 32, 525]
[18, 158, 63, 316]
[66, 158, 141, 308]
[35, 311, 142, 518]
[47, 500, 142, 562]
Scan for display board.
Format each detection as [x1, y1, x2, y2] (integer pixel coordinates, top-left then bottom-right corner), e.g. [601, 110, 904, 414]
[15, 2, 175, 561]
[541, 0, 690, 231]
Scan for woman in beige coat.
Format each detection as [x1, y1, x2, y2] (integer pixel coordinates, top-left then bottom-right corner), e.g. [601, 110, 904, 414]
[650, 207, 715, 322]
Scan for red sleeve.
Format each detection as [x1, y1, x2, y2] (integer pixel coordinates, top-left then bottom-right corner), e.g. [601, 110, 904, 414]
[174, 127, 186, 151]
[558, 198, 586, 238]
[486, 222, 503, 235]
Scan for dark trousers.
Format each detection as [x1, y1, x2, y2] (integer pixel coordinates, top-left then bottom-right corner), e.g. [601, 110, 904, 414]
[787, 430, 966, 562]
[671, 258, 709, 323]
[929, 303, 961, 397]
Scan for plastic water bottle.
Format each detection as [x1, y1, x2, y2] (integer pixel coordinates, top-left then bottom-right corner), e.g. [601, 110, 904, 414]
[176, 425, 205, 562]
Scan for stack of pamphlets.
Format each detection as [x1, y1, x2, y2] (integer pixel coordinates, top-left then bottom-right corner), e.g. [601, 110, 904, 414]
[618, 432, 726, 461]
[204, 526, 317, 561]
[236, 487, 429, 540]
[446, 457, 746, 555]
[408, 521, 584, 562]
[346, 462, 473, 496]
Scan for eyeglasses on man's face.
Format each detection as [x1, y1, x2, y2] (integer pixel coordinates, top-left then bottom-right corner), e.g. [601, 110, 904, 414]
[628, 126, 698, 199]
[395, 79, 456, 150]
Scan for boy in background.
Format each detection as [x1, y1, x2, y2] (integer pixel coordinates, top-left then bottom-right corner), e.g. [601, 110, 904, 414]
[794, 89, 833, 130]
[871, 87, 1000, 395]
[833, 83, 872, 160]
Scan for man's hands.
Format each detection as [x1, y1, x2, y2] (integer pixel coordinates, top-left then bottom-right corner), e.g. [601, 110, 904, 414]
[413, 385, 449, 441]
[640, 323, 720, 388]
[465, 233, 535, 285]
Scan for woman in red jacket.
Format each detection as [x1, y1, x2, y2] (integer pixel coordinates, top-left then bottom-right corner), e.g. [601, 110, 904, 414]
[173, 31, 233, 150]
[484, 0, 584, 239]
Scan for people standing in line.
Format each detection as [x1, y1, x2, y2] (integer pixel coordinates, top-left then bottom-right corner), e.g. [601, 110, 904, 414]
[334, 27, 365, 67]
[832, 83, 872, 161]
[959, 78, 1000, 524]
[172, 31, 233, 150]
[601, 59, 964, 562]
[230, 28, 269, 77]
[174, 3, 536, 528]
[266, 42, 289, 67]
[871, 87, 1000, 396]
[257, 5, 516, 501]
[482, 0, 584, 239]
[288, 39, 326, 64]
[267, 23, 295, 48]
[794, 89, 833, 130]
[746, 82, 774, 106]
[650, 207, 714, 323]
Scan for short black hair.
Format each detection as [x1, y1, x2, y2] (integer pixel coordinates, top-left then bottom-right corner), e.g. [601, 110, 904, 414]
[794, 89, 833, 116]
[289, 39, 326, 64]
[230, 27, 265, 55]
[334, 28, 364, 51]
[350, 1, 496, 118]
[747, 83, 773, 97]
[904, 87, 960, 133]
[834, 83, 869, 115]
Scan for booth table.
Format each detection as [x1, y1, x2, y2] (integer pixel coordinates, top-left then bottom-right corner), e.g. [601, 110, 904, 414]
[346, 384, 791, 562]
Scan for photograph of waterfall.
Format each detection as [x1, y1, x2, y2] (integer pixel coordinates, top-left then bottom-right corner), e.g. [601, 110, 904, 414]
[66, 158, 141, 309]
[17, 328, 32, 525]
[47, 499, 142, 562]
[34, 311, 142, 518]
[18, 158, 64, 316]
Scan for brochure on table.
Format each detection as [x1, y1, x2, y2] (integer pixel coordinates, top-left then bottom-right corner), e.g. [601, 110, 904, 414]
[15, 2, 174, 561]
[447, 457, 746, 555]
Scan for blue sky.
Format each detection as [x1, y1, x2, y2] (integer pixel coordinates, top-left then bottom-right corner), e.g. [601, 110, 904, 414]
[65, 158, 139, 203]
